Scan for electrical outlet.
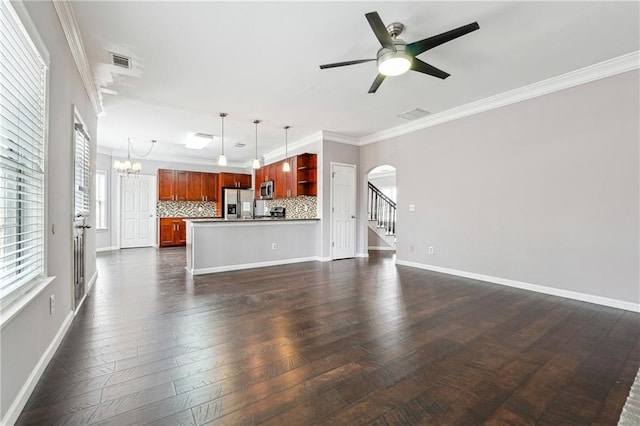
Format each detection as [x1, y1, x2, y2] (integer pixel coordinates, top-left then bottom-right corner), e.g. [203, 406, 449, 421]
[428, 246, 434, 254]
[49, 294, 55, 314]
[271, 243, 277, 250]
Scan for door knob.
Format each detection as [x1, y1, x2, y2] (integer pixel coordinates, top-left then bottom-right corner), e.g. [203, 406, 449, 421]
[351, 215, 356, 219]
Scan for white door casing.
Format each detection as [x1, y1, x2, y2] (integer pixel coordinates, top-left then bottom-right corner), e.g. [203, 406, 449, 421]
[120, 175, 155, 248]
[331, 162, 357, 260]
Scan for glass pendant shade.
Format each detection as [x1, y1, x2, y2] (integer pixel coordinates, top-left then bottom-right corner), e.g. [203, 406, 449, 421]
[252, 158, 260, 169]
[282, 161, 291, 172]
[218, 154, 227, 166]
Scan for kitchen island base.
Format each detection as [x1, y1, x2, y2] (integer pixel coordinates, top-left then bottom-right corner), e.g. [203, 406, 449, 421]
[185, 219, 320, 275]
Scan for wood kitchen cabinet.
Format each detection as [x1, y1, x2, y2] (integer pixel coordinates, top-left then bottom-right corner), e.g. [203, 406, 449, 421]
[160, 169, 218, 202]
[219, 172, 251, 189]
[187, 172, 218, 201]
[296, 153, 317, 196]
[158, 169, 188, 201]
[202, 173, 218, 201]
[256, 154, 316, 199]
[159, 218, 186, 247]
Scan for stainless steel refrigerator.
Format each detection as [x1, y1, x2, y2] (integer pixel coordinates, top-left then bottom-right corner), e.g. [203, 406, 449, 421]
[223, 188, 254, 219]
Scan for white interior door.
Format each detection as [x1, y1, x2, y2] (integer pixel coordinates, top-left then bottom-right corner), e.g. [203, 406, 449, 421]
[331, 163, 357, 259]
[121, 175, 155, 248]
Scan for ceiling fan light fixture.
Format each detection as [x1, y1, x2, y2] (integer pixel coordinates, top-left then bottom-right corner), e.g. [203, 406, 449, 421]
[378, 50, 411, 76]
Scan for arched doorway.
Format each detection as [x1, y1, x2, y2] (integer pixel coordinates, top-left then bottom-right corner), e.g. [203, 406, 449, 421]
[367, 165, 396, 253]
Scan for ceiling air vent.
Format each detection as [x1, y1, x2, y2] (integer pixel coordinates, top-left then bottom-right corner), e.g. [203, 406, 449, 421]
[111, 53, 131, 69]
[398, 108, 431, 121]
[194, 133, 213, 139]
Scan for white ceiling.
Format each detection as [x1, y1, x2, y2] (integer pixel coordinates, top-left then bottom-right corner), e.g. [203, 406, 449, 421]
[72, 1, 639, 166]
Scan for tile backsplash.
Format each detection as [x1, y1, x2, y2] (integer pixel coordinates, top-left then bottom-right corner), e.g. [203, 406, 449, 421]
[157, 201, 217, 218]
[266, 196, 317, 219]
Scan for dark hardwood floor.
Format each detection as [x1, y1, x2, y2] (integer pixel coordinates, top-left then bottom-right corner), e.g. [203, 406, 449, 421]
[17, 248, 640, 425]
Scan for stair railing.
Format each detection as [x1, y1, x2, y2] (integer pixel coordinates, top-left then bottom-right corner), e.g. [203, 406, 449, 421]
[368, 182, 396, 235]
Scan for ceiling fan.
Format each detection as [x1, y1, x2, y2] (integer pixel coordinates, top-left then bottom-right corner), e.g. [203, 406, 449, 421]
[319, 11, 479, 93]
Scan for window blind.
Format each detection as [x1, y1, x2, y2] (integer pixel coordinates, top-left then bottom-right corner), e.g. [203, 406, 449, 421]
[74, 123, 90, 216]
[0, 1, 47, 302]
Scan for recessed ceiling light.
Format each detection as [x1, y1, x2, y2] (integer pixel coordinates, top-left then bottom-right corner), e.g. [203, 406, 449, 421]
[185, 133, 212, 150]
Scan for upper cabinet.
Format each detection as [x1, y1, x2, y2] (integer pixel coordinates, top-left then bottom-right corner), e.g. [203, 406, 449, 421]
[158, 169, 188, 201]
[158, 169, 218, 202]
[295, 153, 317, 197]
[219, 172, 251, 189]
[254, 153, 317, 198]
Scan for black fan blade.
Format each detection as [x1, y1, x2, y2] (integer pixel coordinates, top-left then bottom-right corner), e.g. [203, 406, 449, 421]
[411, 58, 450, 79]
[368, 74, 386, 94]
[407, 22, 480, 56]
[365, 12, 395, 51]
[319, 59, 376, 70]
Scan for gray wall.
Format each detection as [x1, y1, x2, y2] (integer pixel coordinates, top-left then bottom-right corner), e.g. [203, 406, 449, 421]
[97, 152, 251, 250]
[1, 1, 98, 420]
[359, 70, 639, 305]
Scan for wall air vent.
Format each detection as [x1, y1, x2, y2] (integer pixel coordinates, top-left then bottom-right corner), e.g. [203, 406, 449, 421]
[398, 108, 431, 121]
[111, 53, 131, 69]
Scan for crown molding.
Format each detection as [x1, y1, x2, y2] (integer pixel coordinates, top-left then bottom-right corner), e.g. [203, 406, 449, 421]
[322, 131, 360, 146]
[360, 50, 640, 145]
[262, 131, 323, 164]
[52, 1, 103, 116]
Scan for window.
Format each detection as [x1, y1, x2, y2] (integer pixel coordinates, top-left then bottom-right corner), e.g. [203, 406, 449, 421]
[0, 1, 49, 306]
[74, 121, 90, 217]
[95, 170, 107, 229]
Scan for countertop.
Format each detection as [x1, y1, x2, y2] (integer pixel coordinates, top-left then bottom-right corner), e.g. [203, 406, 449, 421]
[185, 217, 320, 223]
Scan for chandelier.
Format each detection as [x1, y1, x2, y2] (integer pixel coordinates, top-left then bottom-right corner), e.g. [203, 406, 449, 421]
[114, 138, 157, 175]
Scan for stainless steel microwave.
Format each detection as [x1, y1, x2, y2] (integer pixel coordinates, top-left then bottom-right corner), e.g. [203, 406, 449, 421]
[260, 180, 274, 199]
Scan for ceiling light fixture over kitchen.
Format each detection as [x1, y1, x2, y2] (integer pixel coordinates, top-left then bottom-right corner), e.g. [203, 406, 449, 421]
[114, 138, 156, 175]
[218, 112, 227, 166]
[252, 120, 261, 169]
[184, 132, 212, 150]
[282, 126, 291, 172]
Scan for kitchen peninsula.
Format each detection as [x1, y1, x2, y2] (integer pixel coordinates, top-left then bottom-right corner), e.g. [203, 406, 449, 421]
[185, 218, 320, 275]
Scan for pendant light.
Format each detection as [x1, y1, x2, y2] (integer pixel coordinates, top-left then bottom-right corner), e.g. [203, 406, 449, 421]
[252, 119, 261, 169]
[114, 138, 156, 175]
[218, 112, 227, 166]
[282, 125, 291, 172]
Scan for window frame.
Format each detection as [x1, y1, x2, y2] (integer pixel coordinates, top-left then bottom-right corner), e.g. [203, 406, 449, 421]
[95, 169, 108, 230]
[0, 0, 53, 326]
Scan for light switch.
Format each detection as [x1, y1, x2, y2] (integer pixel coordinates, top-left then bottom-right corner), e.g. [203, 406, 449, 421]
[409, 204, 416, 212]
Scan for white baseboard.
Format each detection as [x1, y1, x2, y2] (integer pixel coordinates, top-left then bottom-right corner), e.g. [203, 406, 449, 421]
[319, 256, 332, 262]
[86, 270, 98, 294]
[192, 256, 320, 275]
[2, 311, 74, 426]
[96, 246, 118, 252]
[368, 246, 396, 251]
[395, 260, 640, 313]
[356, 252, 370, 258]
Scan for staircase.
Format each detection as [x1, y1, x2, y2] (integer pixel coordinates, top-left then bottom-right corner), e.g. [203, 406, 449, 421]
[368, 182, 396, 250]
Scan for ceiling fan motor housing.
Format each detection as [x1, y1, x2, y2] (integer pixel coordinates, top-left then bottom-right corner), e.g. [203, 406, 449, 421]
[377, 40, 412, 76]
